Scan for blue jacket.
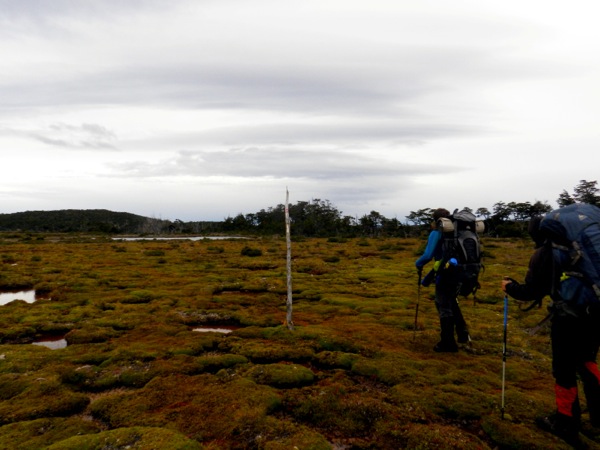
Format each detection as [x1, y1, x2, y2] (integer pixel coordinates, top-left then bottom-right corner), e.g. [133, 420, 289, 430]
[415, 229, 443, 269]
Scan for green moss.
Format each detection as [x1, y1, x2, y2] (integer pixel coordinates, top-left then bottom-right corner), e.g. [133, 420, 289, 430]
[244, 363, 315, 387]
[481, 414, 573, 449]
[0, 373, 30, 400]
[284, 383, 396, 437]
[123, 290, 157, 304]
[0, 417, 101, 450]
[223, 340, 315, 363]
[65, 327, 118, 345]
[0, 378, 89, 425]
[90, 374, 281, 443]
[351, 353, 431, 386]
[0, 236, 568, 448]
[241, 246, 262, 257]
[194, 353, 248, 373]
[257, 417, 331, 449]
[313, 351, 358, 369]
[400, 423, 491, 449]
[47, 426, 202, 450]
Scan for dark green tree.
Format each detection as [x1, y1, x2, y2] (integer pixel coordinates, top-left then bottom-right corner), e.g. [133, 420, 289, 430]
[557, 180, 599, 207]
[492, 202, 511, 222]
[529, 200, 552, 217]
[476, 207, 491, 219]
[573, 179, 600, 206]
[406, 208, 434, 227]
[508, 202, 532, 221]
[359, 211, 384, 236]
[557, 190, 575, 207]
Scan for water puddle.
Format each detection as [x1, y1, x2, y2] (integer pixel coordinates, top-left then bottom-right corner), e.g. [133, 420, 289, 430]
[0, 290, 37, 306]
[192, 325, 240, 334]
[32, 336, 68, 350]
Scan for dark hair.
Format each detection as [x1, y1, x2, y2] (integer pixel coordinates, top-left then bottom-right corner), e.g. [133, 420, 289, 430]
[528, 216, 545, 248]
[432, 208, 450, 221]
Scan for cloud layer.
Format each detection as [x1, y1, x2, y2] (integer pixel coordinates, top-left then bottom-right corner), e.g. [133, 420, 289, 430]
[1, 0, 599, 221]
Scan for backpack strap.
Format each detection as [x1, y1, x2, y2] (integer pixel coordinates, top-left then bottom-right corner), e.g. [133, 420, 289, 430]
[526, 309, 553, 335]
[519, 298, 543, 312]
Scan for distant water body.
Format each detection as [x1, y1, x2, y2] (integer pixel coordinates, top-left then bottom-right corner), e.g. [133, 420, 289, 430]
[112, 236, 248, 241]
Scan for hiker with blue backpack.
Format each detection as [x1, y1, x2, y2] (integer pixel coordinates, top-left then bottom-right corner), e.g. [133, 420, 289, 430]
[416, 208, 482, 352]
[502, 203, 600, 446]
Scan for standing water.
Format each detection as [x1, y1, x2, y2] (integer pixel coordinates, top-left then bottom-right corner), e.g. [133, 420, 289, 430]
[0, 290, 37, 306]
[192, 325, 240, 334]
[32, 336, 68, 350]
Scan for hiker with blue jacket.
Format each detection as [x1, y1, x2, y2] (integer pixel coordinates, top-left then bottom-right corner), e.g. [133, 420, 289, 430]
[502, 208, 600, 446]
[415, 208, 471, 353]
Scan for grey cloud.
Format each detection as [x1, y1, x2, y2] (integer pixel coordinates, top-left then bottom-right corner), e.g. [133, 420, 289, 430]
[29, 122, 118, 150]
[0, 0, 573, 122]
[0, 49, 565, 131]
[0, 63, 420, 116]
[123, 119, 476, 154]
[194, 121, 475, 146]
[108, 148, 461, 181]
[0, 0, 174, 23]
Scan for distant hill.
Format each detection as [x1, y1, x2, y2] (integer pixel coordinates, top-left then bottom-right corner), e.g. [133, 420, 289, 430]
[0, 209, 153, 233]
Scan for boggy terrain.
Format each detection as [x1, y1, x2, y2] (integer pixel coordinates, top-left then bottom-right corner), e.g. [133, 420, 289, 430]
[0, 233, 595, 449]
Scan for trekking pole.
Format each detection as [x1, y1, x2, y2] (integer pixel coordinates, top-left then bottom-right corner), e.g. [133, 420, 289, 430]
[413, 269, 422, 342]
[501, 293, 508, 419]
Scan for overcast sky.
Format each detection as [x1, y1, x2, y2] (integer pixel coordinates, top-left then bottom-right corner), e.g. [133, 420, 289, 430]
[1, 1, 598, 222]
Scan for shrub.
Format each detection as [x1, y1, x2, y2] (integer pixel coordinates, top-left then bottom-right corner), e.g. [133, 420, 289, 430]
[241, 246, 262, 257]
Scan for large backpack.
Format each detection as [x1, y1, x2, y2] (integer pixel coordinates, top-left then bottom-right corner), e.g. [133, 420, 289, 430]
[539, 203, 600, 307]
[437, 209, 484, 297]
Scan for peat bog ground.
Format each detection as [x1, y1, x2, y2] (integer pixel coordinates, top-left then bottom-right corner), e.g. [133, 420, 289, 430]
[0, 233, 594, 449]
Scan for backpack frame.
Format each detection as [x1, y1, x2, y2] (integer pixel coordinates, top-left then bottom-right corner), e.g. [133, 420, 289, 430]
[437, 210, 484, 297]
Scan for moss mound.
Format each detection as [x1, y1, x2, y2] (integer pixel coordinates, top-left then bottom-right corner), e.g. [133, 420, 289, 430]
[0, 417, 101, 449]
[0, 378, 89, 425]
[89, 374, 281, 443]
[244, 363, 315, 387]
[47, 426, 202, 449]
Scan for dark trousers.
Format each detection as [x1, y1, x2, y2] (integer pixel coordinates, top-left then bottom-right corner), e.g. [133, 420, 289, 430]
[435, 281, 458, 319]
[435, 281, 468, 341]
[551, 307, 600, 424]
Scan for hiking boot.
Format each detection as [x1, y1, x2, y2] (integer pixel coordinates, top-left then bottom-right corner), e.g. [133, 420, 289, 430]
[457, 330, 471, 344]
[433, 341, 458, 353]
[435, 317, 458, 352]
[536, 413, 581, 447]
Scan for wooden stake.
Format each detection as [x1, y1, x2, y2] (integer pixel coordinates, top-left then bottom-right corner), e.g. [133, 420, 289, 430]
[285, 188, 294, 330]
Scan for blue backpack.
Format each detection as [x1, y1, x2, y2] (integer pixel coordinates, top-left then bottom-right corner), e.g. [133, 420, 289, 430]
[539, 203, 600, 306]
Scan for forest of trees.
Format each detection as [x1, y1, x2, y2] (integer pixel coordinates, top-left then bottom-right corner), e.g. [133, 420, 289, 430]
[0, 180, 598, 238]
[221, 179, 599, 238]
[0, 210, 221, 235]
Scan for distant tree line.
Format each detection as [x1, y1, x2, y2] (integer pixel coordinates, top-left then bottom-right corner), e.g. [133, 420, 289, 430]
[0, 209, 221, 235]
[222, 179, 599, 238]
[0, 180, 597, 238]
